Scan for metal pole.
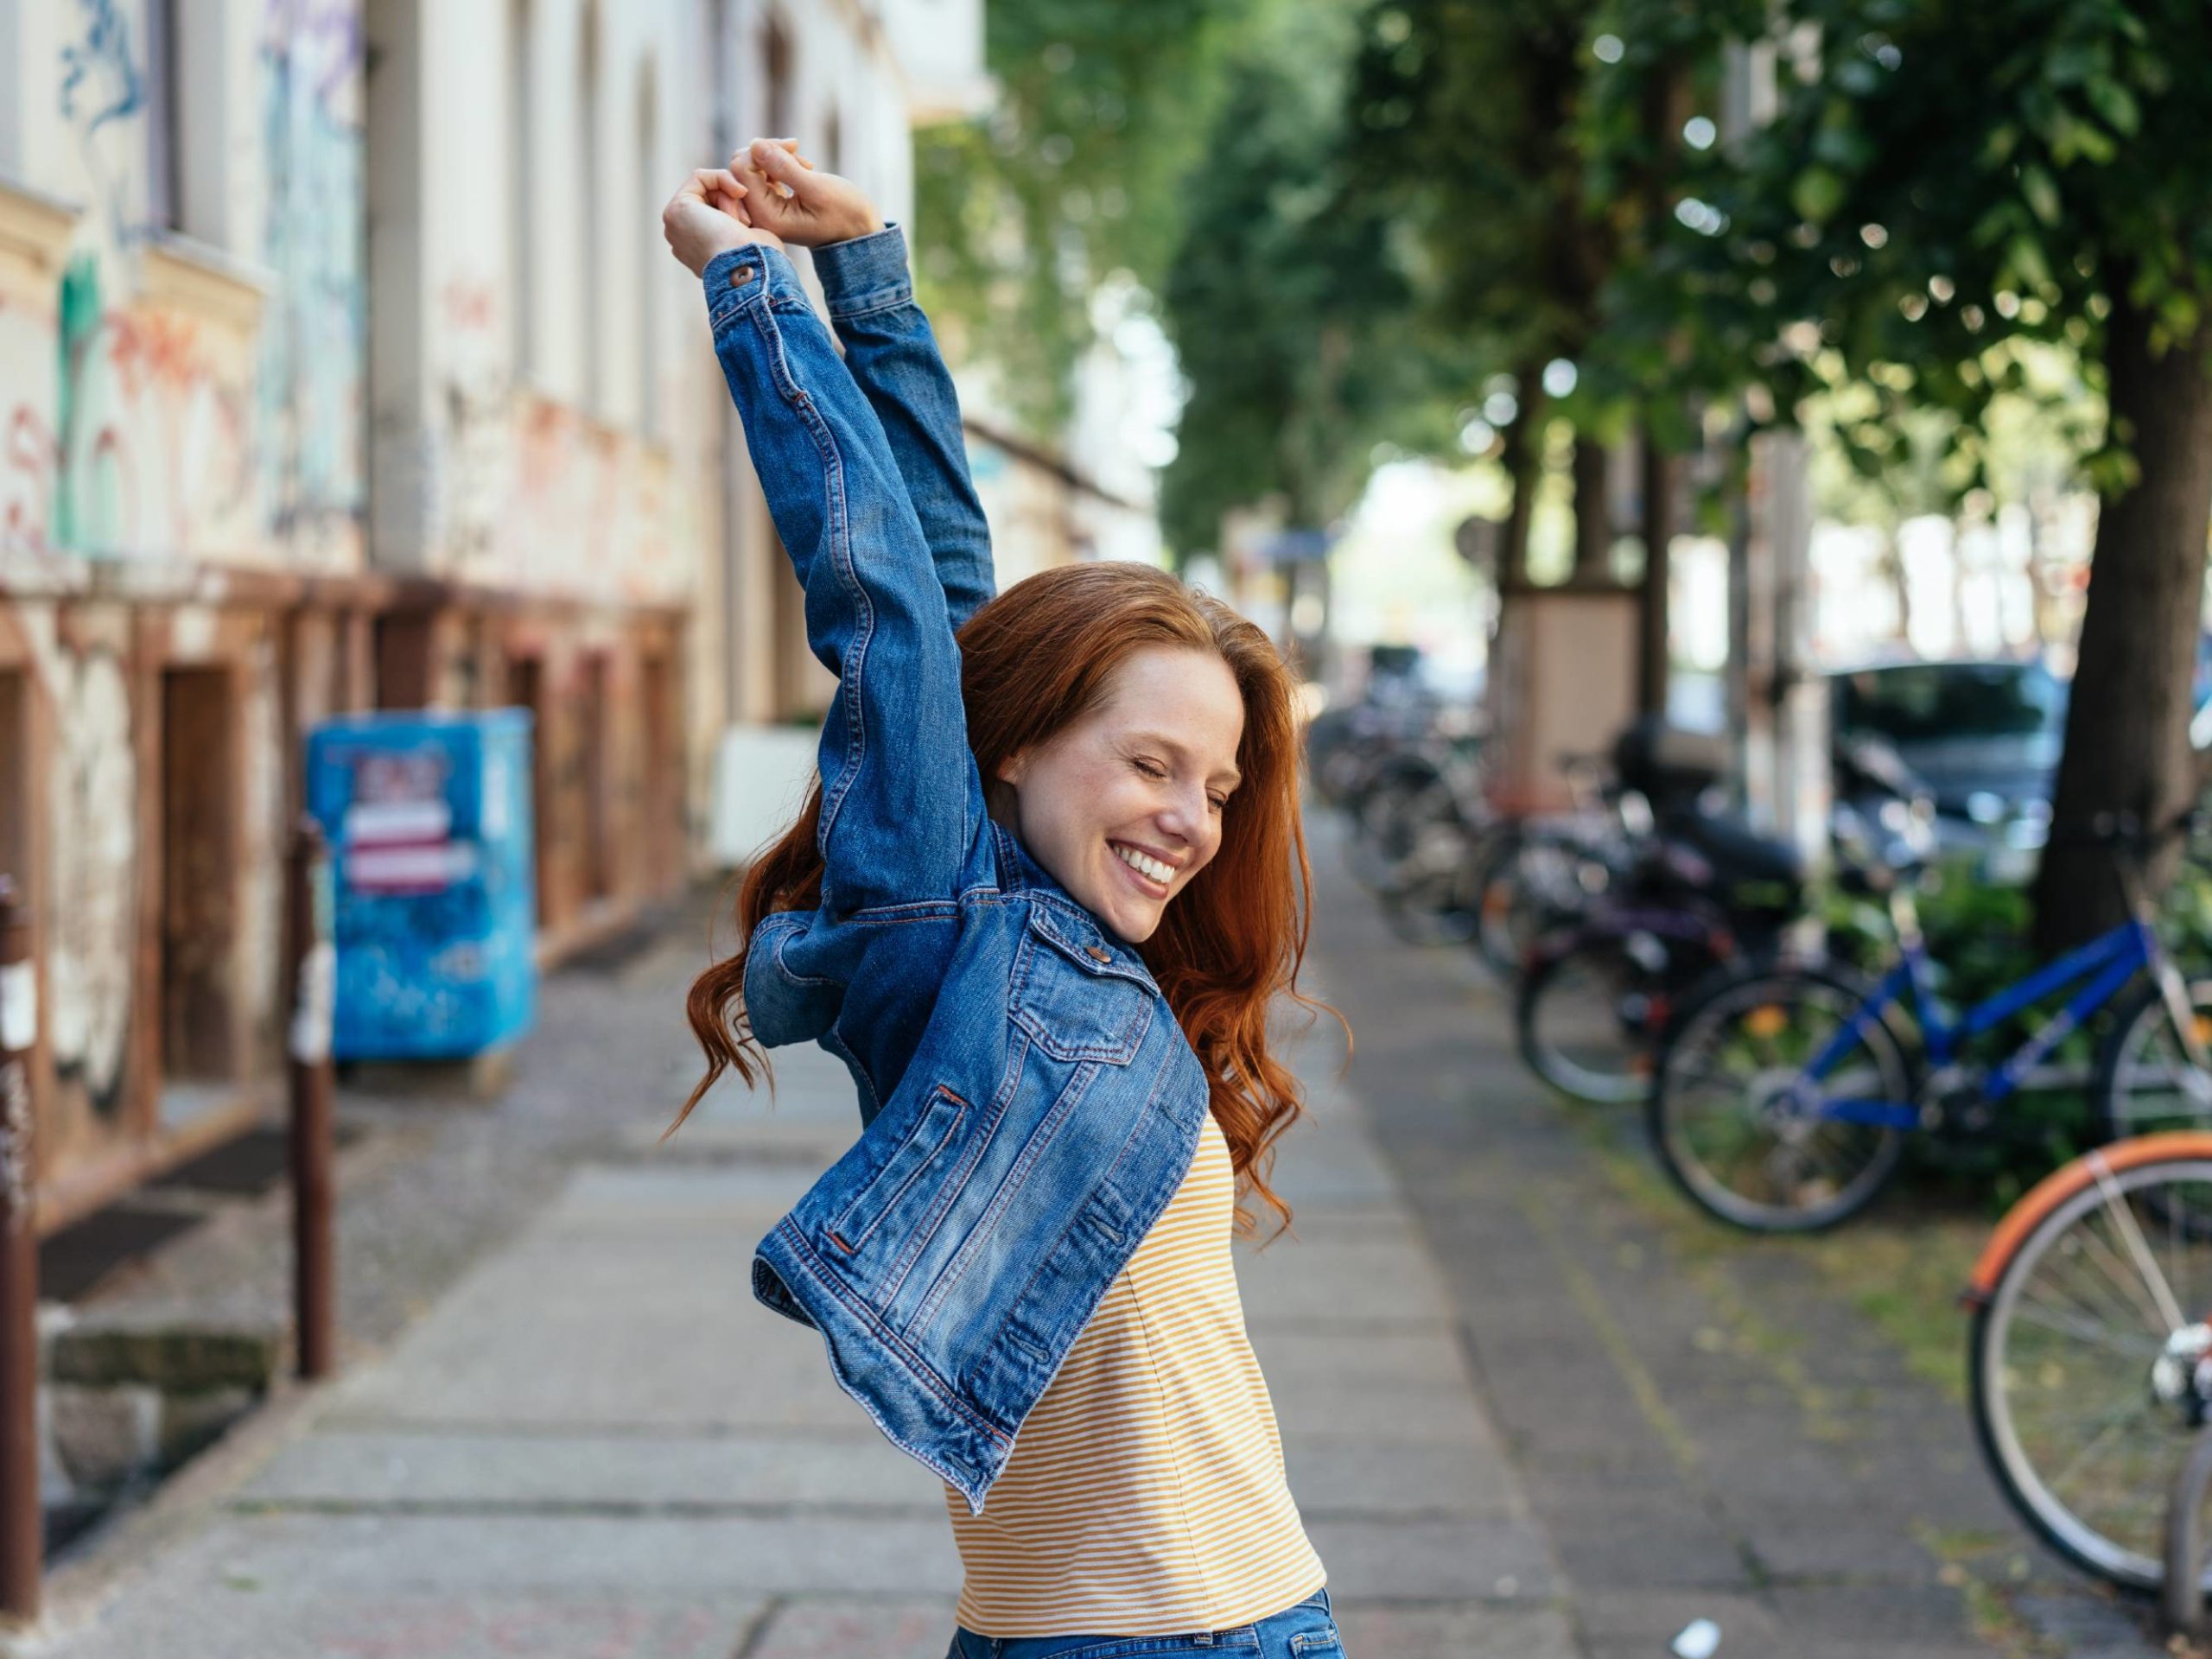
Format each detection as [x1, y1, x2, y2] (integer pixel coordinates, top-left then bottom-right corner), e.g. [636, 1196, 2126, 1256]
[0, 876, 41, 1622]
[286, 820, 337, 1380]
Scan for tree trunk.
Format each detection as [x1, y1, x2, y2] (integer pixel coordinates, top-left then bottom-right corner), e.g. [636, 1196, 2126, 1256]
[1638, 430, 1680, 715]
[2032, 289, 2212, 953]
[1572, 431, 1611, 582]
[1498, 372, 1546, 588]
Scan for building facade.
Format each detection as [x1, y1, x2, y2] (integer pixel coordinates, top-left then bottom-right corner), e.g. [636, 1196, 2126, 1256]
[0, 0, 982, 1229]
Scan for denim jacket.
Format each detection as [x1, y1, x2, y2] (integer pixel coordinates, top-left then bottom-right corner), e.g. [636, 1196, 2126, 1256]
[700, 229, 1210, 1514]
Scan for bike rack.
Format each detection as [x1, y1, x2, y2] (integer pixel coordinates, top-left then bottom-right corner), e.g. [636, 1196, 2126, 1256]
[2166, 1427, 2212, 1636]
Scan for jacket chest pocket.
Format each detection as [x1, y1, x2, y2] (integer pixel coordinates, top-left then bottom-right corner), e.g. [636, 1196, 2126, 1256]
[1009, 910, 1156, 1065]
[828, 1084, 968, 1257]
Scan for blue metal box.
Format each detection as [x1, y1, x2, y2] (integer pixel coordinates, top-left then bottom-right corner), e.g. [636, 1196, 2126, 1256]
[303, 709, 537, 1060]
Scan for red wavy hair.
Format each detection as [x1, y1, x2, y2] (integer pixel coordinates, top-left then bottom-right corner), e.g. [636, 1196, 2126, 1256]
[674, 561, 1326, 1235]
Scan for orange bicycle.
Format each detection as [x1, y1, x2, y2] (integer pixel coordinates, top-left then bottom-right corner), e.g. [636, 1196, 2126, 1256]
[1967, 1132, 2212, 1595]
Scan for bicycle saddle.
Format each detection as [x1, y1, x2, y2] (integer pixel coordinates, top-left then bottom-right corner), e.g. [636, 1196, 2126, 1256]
[1662, 807, 1808, 892]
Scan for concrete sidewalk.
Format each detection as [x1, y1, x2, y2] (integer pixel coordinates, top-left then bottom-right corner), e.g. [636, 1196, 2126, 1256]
[25, 984, 1573, 1656]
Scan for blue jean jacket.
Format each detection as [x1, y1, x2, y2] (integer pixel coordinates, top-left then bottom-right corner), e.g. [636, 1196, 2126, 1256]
[701, 229, 1209, 1514]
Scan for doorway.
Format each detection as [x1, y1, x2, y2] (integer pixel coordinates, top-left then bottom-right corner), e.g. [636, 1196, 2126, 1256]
[506, 655, 550, 926]
[158, 667, 238, 1114]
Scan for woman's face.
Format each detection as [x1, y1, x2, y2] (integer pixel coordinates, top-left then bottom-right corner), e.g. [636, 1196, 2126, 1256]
[995, 645, 1245, 944]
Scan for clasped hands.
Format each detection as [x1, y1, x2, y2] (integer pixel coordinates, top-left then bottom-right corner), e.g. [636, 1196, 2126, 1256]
[661, 137, 887, 278]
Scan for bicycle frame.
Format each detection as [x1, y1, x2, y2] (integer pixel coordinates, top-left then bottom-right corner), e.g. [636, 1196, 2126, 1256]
[1803, 914, 2159, 1132]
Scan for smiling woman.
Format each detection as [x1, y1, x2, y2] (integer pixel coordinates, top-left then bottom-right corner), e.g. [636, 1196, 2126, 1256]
[665, 137, 1348, 1657]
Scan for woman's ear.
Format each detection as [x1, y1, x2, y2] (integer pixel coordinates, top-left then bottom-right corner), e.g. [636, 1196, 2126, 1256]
[985, 752, 1025, 830]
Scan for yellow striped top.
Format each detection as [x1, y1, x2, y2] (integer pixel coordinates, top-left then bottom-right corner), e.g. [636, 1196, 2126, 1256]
[943, 1110, 1326, 1637]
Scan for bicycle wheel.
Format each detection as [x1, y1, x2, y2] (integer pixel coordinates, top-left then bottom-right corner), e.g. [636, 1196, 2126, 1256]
[2094, 978, 2212, 1141]
[1346, 765, 1456, 896]
[1379, 803, 1485, 945]
[1476, 832, 1603, 976]
[1518, 930, 1698, 1105]
[1969, 1144, 2212, 1593]
[1647, 967, 1911, 1231]
[1381, 860, 1484, 946]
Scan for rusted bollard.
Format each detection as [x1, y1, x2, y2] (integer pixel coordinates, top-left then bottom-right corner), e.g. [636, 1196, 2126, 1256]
[0, 877, 40, 1622]
[286, 820, 338, 1380]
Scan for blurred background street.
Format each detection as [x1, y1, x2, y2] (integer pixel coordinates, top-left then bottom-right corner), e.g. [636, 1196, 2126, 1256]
[4, 0, 2212, 1653]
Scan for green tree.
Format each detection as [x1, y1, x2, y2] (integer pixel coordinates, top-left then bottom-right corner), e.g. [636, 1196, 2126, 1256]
[912, 0, 1236, 433]
[1346, 0, 1642, 590]
[1573, 0, 1763, 709]
[1158, 2, 1456, 561]
[1668, 0, 2212, 946]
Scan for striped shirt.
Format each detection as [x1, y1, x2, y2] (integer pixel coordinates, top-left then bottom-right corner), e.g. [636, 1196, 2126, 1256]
[944, 1110, 1327, 1637]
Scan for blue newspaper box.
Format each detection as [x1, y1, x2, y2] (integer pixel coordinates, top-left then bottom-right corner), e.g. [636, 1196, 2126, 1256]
[303, 709, 537, 1060]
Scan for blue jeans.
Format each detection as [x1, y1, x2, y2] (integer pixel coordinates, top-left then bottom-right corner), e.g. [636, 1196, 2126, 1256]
[946, 1588, 1346, 1658]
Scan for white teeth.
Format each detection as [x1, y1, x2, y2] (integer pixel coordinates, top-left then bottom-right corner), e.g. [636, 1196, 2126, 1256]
[1113, 843, 1173, 885]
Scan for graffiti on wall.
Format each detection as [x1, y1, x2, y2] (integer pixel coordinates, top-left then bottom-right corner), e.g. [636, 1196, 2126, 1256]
[35, 0, 368, 569]
[445, 392, 683, 605]
[49, 248, 258, 562]
[1, 333, 66, 574]
[257, 0, 366, 567]
[44, 639, 136, 1116]
[57, 0, 148, 252]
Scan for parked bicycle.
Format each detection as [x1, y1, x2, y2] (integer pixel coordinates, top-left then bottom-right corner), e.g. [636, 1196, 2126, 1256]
[1646, 810, 2212, 1232]
[1513, 721, 1860, 1104]
[1516, 799, 1808, 1104]
[1967, 1131, 2212, 1599]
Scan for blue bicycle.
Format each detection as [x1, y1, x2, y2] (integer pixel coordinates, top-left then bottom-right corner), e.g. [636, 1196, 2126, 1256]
[1647, 812, 2212, 1231]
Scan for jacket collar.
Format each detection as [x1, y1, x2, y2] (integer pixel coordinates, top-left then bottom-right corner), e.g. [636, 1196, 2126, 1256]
[988, 822, 1162, 988]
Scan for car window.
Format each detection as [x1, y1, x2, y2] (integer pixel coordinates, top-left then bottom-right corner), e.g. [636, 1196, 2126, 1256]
[1836, 664, 2066, 743]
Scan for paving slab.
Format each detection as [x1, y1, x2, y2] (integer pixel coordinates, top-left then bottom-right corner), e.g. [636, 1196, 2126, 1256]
[45, 1585, 767, 1659]
[1304, 1512, 1562, 1601]
[1336, 1601, 1580, 1658]
[235, 1426, 945, 1512]
[744, 1598, 960, 1658]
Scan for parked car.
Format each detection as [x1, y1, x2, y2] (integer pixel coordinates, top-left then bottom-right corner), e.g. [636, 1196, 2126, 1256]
[1827, 658, 2065, 856]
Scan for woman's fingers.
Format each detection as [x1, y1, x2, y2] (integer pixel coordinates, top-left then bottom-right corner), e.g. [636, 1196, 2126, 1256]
[748, 137, 809, 198]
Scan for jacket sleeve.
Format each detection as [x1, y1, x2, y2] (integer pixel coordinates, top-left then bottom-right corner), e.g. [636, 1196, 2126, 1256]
[702, 242, 982, 912]
[810, 225, 996, 633]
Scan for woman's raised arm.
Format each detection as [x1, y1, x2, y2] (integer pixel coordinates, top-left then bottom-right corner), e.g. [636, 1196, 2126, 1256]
[699, 238, 982, 912]
[811, 224, 995, 632]
[734, 143, 995, 632]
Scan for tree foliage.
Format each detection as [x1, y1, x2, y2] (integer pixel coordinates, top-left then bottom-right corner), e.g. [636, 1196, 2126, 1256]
[1654, 0, 2212, 944]
[912, 0, 1236, 432]
[1647, 0, 2212, 495]
[1157, 1, 1459, 558]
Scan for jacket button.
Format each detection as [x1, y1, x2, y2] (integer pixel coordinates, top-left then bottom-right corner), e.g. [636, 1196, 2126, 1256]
[730, 265, 757, 286]
[1084, 944, 1111, 963]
